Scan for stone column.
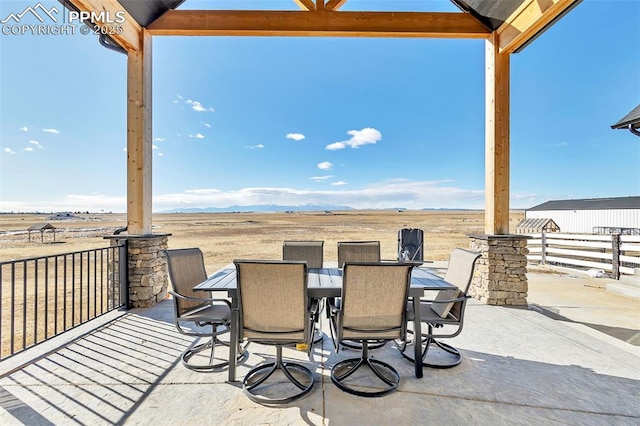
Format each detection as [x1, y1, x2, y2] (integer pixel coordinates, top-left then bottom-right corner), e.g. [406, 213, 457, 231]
[468, 234, 530, 306]
[105, 233, 171, 308]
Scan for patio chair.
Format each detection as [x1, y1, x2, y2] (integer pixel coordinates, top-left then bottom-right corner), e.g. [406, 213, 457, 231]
[397, 228, 424, 264]
[283, 240, 324, 344]
[329, 262, 413, 397]
[164, 248, 238, 371]
[398, 248, 481, 368]
[234, 260, 317, 404]
[337, 241, 381, 268]
[334, 241, 384, 349]
[282, 240, 324, 268]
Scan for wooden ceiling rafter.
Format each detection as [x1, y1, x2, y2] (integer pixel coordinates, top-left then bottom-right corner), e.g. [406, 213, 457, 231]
[325, 0, 348, 11]
[293, 0, 316, 11]
[146, 10, 491, 38]
[65, 0, 142, 51]
[497, 0, 579, 54]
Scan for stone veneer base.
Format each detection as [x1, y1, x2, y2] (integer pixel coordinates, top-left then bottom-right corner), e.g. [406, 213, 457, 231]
[468, 234, 530, 306]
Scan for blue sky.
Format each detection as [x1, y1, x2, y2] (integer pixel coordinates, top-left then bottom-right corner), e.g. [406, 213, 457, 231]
[0, 0, 639, 213]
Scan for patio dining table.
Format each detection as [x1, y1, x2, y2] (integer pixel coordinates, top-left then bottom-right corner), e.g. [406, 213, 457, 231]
[194, 262, 456, 382]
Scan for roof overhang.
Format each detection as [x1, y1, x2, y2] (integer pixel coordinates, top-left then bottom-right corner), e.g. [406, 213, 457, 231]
[611, 104, 640, 137]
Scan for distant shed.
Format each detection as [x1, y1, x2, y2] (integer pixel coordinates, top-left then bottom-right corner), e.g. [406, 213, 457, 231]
[526, 197, 640, 234]
[28, 223, 57, 242]
[516, 218, 559, 234]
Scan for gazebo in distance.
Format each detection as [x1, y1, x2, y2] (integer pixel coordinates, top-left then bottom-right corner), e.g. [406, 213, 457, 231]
[28, 223, 57, 243]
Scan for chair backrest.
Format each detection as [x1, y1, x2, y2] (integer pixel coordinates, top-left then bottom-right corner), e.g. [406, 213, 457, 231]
[339, 263, 412, 341]
[444, 248, 481, 293]
[397, 228, 424, 262]
[163, 248, 209, 315]
[234, 260, 309, 343]
[337, 241, 381, 268]
[431, 248, 481, 319]
[283, 240, 324, 268]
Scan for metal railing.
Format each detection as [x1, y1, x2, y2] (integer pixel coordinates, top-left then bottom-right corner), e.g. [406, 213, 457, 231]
[0, 243, 127, 360]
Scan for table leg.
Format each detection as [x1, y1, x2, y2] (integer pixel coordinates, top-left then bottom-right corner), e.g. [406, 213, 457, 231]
[412, 296, 423, 378]
[228, 306, 239, 382]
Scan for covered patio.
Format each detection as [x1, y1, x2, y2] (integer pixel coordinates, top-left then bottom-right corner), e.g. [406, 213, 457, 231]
[0, 266, 638, 424]
[61, 0, 585, 309]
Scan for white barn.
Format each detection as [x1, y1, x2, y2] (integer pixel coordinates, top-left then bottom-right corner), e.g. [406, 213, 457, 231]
[526, 197, 640, 234]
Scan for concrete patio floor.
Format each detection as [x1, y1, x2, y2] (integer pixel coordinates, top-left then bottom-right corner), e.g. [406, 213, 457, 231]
[0, 268, 638, 425]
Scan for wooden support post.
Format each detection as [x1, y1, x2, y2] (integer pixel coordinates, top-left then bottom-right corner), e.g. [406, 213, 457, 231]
[612, 234, 621, 280]
[126, 30, 152, 235]
[541, 231, 547, 265]
[485, 32, 510, 235]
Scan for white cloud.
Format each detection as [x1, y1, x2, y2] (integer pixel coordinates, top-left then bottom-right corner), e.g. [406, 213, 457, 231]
[186, 99, 214, 112]
[317, 161, 333, 170]
[123, 148, 127, 152]
[325, 142, 346, 151]
[201, 122, 211, 128]
[154, 137, 166, 142]
[42, 128, 59, 134]
[158, 152, 164, 157]
[5, 180, 556, 213]
[29, 140, 42, 149]
[24, 147, 34, 152]
[148, 179, 486, 211]
[189, 133, 205, 139]
[326, 127, 382, 150]
[286, 133, 305, 141]
[246, 144, 265, 149]
[331, 181, 347, 186]
[310, 175, 333, 181]
[152, 144, 159, 150]
[19, 126, 28, 132]
[177, 94, 183, 100]
[4, 148, 15, 154]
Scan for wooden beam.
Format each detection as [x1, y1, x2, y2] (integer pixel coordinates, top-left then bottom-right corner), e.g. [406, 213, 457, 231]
[325, 0, 348, 11]
[316, 0, 325, 12]
[65, 0, 141, 51]
[293, 0, 315, 11]
[485, 32, 510, 235]
[126, 29, 152, 234]
[147, 10, 491, 38]
[497, 0, 578, 54]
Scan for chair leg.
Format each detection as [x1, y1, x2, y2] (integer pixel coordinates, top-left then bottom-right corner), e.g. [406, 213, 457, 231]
[340, 339, 386, 350]
[243, 345, 314, 404]
[182, 335, 247, 371]
[331, 341, 400, 397]
[398, 326, 462, 369]
[182, 337, 229, 370]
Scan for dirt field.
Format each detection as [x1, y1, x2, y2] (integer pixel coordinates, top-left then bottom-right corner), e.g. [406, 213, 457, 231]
[0, 210, 525, 271]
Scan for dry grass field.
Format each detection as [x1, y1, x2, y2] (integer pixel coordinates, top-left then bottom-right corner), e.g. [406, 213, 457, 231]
[0, 210, 526, 358]
[0, 210, 525, 270]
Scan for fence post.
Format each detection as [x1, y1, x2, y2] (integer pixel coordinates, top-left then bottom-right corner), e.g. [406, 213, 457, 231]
[118, 240, 129, 307]
[541, 231, 547, 265]
[611, 234, 621, 280]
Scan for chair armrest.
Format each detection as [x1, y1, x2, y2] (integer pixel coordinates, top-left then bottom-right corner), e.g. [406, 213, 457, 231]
[308, 298, 320, 316]
[421, 294, 470, 305]
[169, 291, 231, 308]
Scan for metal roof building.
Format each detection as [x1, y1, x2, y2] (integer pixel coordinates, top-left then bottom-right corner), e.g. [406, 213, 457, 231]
[526, 197, 640, 234]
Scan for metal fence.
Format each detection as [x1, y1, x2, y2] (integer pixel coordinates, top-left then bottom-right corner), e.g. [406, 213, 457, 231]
[0, 243, 127, 360]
